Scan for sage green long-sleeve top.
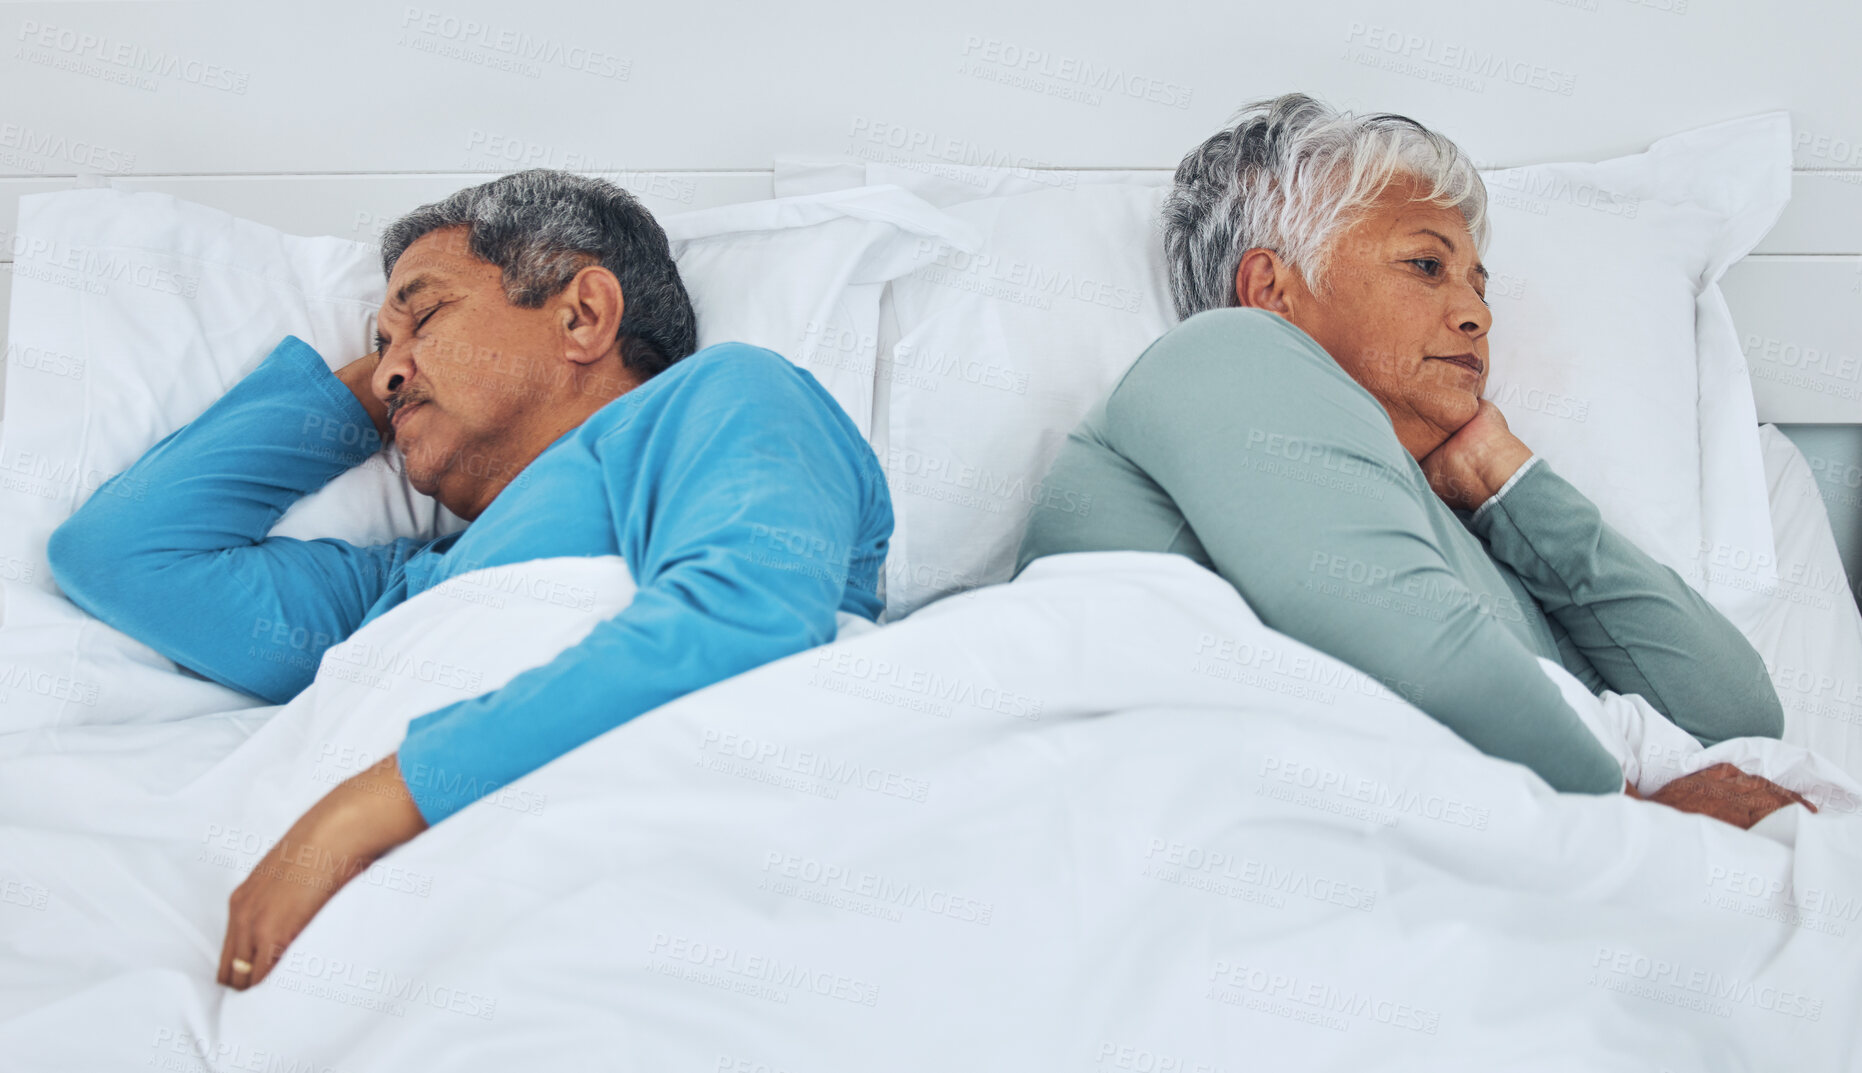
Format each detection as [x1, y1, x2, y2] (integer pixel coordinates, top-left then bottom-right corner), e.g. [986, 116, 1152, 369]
[1015, 308, 1784, 793]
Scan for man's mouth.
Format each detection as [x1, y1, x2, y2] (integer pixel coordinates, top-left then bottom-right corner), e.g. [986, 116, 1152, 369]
[1427, 353, 1484, 375]
[390, 401, 423, 431]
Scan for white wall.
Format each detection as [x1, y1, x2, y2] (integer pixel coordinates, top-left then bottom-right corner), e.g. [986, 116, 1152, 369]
[3, 0, 1859, 172]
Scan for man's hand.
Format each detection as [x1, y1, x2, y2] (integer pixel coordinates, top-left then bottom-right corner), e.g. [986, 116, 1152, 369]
[1629, 762, 1819, 829]
[1419, 399, 1535, 513]
[217, 753, 428, 990]
[334, 349, 394, 446]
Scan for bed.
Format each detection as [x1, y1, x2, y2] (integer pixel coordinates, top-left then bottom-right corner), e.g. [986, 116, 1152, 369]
[5, 38, 1862, 1073]
[0, 445, 1858, 1070]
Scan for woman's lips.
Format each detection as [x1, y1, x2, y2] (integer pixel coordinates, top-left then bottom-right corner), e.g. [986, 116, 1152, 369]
[1427, 353, 1484, 375]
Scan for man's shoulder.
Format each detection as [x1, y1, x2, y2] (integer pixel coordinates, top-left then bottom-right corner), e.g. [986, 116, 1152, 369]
[584, 342, 860, 446]
[631, 342, 833, 412]
[659, 341, 818, 389]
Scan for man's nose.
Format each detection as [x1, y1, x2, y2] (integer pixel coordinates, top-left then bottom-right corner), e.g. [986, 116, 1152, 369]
[373, 343, 417, 402]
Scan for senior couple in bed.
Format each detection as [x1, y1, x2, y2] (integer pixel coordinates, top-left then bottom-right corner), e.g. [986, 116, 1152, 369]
[47, 93, 1806, 992]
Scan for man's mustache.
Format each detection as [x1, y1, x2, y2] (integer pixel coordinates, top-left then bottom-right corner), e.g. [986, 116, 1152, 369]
[384, 393, 426, 423]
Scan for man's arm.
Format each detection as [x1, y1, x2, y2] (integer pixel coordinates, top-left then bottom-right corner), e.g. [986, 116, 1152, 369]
[45, 336, 423, 703]
[217, 348, 888, 991]
[1464, 455, 1785, 746]
[1105, 308, 1625, 794]
[394, 349, 889, 824]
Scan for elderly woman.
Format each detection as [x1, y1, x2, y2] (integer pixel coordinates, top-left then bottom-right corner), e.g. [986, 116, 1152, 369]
[1017, 94, 1806, 827]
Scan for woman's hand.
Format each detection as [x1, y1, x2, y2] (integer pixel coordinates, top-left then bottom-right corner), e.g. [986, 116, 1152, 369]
[333, 349, 394, 446]
[217, 753, 428, 990]
[1629, 762, 1819, 829]
[1419, 399, 1535, 513]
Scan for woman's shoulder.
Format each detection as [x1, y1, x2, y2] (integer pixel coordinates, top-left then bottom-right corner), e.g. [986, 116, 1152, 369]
[1107, 307, 1386, 427]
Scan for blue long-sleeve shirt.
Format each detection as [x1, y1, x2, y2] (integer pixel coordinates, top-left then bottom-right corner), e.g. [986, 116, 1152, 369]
[47, 335, 893, 824]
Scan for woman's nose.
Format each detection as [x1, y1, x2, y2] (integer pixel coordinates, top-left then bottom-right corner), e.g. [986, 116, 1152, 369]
[1456, 290, 1492, 336]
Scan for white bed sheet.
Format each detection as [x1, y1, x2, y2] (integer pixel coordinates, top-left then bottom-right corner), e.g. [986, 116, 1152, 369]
[1, 410, 1859, 1072]
[1, 538, 1860, 1070]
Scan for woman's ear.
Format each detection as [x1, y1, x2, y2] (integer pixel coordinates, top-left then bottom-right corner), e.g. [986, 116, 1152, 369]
[1233, 248, 1296, 316]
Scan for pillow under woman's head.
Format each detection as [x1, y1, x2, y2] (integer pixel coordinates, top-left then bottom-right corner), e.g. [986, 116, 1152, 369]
[829, 109, 1791, 623]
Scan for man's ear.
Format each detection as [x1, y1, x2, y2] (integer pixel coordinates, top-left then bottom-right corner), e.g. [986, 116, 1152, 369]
[1233, 247, 1297, 317]
[558, 264, 626, 366]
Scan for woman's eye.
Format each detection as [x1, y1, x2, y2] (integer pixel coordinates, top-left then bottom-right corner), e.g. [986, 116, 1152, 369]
[1408, 258, 1443, 276]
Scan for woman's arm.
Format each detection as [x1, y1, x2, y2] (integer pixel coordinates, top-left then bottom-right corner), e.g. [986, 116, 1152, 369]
[1426, 405, 1785, 747]
[1103, 308, 1624, 794]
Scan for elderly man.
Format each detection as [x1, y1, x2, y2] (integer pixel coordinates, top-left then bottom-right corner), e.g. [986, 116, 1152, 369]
[1018, 94, 1807, 828]
[46, 170, 893, 990]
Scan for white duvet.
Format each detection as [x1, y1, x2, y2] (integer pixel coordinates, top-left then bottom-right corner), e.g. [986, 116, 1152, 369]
[3, 546, 1861, 1073]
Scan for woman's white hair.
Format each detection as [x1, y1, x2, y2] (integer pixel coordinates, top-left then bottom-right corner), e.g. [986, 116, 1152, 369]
[1162, 92, 1490, 320]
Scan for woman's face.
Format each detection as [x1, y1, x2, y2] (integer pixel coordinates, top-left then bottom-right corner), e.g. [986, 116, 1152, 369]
[1235, 174, 1492, 459]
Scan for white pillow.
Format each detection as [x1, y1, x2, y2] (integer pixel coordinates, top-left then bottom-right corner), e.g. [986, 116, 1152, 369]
[778, 112, 1792, 622]
[1480, 113, 1790, 630]
[875, 180, 1177, 618]
[663, 185, 979, 439]
[0, 189, 422, 599]
[0, 184, 963, 726]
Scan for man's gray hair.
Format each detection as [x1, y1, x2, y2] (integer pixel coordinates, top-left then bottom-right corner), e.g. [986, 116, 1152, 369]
[381, 169, 698, 378]
[1162, 93, 1489, 321]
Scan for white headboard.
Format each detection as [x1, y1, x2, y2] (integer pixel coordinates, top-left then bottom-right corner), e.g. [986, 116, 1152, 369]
[3, 1, 1859, 574]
